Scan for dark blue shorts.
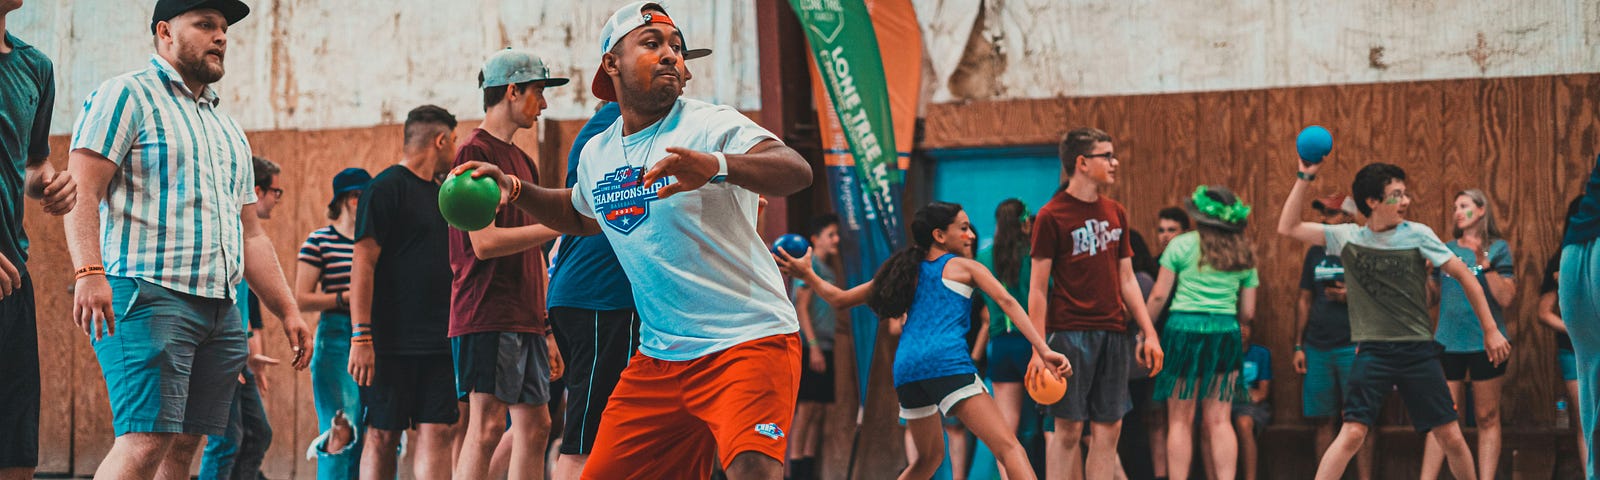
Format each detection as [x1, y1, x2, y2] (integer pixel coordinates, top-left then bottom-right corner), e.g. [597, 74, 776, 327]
[1342, 341, 1457, 433]
[986, 331, 1031, 383]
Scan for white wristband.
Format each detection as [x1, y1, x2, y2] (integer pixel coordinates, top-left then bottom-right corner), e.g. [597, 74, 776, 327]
[710, 152, 728, 184]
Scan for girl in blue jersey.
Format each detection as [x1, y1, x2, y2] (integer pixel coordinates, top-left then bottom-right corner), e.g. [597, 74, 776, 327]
[778, 202, 1069, 480]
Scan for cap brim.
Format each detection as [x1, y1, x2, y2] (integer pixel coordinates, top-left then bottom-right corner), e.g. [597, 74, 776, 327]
[591, 68, 618, 102]
[152, 0, 251, 34]
[684, 48, 712, 60]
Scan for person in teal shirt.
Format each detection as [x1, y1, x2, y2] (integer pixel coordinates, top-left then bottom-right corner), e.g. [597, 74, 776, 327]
[975, 198, 1038, 476]
[1421, 189, 1516, 479]
[1146, 185, 1259, 480]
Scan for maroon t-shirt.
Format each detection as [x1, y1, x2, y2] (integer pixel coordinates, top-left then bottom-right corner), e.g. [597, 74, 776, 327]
[1031, 190, 1133, 332]
[448, 129, 548, 337]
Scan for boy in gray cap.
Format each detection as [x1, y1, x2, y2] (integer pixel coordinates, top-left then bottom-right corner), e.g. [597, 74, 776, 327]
[450, 48, 568, 480]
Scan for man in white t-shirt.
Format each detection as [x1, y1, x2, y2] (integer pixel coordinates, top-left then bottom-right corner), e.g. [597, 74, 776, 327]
[455, 2, 811, 478]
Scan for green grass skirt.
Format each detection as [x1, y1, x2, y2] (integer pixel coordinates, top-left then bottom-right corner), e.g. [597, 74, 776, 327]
[1152, 311, 1249, 404]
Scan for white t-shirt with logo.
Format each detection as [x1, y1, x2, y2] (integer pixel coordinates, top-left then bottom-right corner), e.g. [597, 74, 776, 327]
[571, 98, 799, 360]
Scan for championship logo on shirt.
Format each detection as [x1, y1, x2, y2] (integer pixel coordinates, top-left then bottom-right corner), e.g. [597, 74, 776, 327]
[593, 165, 668, 235]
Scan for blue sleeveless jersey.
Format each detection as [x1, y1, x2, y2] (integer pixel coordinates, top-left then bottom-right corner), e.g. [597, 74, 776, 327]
[893, 253, 979, 386]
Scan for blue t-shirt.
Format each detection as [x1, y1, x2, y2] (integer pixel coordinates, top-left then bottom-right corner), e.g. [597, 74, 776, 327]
[893, 254, 979, 386]
[1434, 239, 1513, 352]
[1241, 343, 1271, 388]
[548, 102, 633, 311]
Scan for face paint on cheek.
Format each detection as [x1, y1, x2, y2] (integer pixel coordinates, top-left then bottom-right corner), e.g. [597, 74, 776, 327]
[1384, 197, 1400, 205]
[1466, 210, 1474, 219]
[519, 93, 540, 120]
[635, 52, 661, 86]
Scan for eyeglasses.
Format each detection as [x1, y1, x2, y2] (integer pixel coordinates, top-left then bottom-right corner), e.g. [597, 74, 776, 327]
[1083, 152, 1116, 161]
[1156, 227, 1181, 234]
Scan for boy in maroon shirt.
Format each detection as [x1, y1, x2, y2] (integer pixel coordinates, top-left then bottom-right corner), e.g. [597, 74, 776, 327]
[449, 49, 568, 480]
[1028, 127, 1165, 480]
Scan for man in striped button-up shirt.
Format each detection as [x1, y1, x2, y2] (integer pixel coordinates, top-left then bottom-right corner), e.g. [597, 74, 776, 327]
[61, 2, 311, 479]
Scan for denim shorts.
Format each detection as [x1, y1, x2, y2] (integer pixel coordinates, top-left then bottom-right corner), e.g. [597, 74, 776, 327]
[95, 276, 247, 436]
[1302, 344, 1357, 418]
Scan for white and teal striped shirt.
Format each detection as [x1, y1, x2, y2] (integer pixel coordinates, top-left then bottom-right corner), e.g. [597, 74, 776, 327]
[70, 55, 257, 300]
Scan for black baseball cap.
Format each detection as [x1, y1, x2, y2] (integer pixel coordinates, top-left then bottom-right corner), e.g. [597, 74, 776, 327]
[151, 0, 251, 35]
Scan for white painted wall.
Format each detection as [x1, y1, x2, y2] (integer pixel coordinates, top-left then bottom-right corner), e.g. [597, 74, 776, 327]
[9, 0, 761, 134]
[918, 0, 1600, 103]
[14, 0, 1598, 134]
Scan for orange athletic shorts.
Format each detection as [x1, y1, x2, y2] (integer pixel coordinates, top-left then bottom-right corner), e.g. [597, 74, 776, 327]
[580, 333, 802, 479]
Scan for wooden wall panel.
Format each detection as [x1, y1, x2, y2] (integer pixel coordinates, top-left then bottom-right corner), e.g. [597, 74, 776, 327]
[31, 136, 75, 474]
[922, 72, 1600, 475]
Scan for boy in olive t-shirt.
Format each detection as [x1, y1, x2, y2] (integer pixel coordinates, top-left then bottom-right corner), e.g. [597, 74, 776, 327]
[1276, 161, 1509, 480]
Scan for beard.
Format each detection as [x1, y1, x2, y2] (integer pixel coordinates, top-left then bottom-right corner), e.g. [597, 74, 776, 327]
[174, 42, 226, 85]
[617, 68, 682, 114]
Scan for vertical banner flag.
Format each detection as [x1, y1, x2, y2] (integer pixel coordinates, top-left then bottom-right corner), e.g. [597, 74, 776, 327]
[791, 0, 921, 402]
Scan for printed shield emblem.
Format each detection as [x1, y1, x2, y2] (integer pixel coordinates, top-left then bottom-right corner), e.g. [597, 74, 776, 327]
[593, 165, 667, 235]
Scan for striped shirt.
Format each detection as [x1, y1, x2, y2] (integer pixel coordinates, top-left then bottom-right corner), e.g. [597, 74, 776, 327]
[298, 225, 355, 294]
[70, 55, 256, 300]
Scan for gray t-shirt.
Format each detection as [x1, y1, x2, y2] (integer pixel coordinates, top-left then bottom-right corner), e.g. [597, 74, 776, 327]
[792, 256, 837, 351]
[1434, 239, 1513, 352]
[1324, 222, 1455, 343]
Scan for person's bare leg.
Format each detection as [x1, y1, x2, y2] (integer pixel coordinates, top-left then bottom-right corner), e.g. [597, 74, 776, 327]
[507, 403, 552, 480]
[990, 382, 1024, 480]
[0, 468, 31, 480]
[1198, 427, 1216, 480]
[1430, 421, 1478, 480]
[1149, 405, 1168, 479]
[900, 416, 947, 480]
[1473, 375, 1505, 478]
[154, 434, 202, 480]
[361, 427, 401, 480]
[954, 394, 1037, 480]
[948, 422, 971, 480]
[1355, 420, 1375, 480]
[95, 433, 174, 480]
[1419, 380, 1465, 480]
[554, 453, 587, 480]
[1313, 418, 1334, 459]
[905, 428, 919, 465]
[490, 429, 514, 479]
[1199, 400, 1235, 480]
[1166, 399, 1196, 480]
[725, 450, 785, 480]
[413, 423, 455, 480]
[1087, 421, 1122, 480]
[1313, 422, 1368, 480]
[1049, 418, 1085, 480]
[1570, 380, 1590, 473]
[1234, 415, 1256, 480]
[452, 401, 469, 467]
[455, 393, 509, 480]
